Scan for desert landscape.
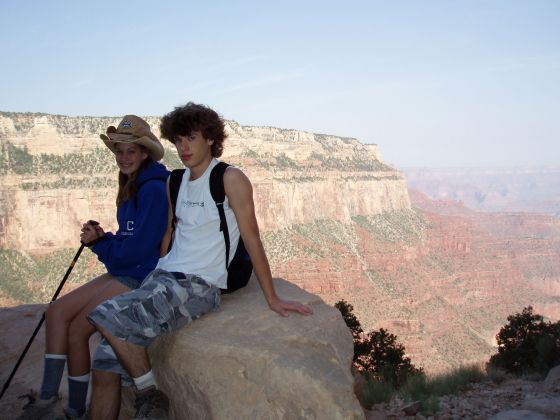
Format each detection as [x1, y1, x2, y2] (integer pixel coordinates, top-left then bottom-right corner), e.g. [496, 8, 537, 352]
[0, 112, 559, 417]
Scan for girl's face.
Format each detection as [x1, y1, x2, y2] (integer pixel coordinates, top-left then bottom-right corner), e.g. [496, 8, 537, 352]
[114, 143, 148, 176]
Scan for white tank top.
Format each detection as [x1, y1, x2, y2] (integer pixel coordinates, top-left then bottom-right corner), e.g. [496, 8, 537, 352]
[157, 159, 240, 289]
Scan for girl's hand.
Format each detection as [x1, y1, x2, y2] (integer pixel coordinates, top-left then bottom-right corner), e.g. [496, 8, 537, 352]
[80, 221, 104, 244]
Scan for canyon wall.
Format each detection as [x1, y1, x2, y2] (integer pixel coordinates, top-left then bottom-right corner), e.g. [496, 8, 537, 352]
[0, 112, 408, 253]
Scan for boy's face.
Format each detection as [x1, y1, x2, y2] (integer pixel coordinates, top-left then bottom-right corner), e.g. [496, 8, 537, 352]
[173, 131, 214, 169]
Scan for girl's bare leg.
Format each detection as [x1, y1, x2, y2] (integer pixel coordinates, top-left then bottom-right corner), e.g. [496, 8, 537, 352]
[44, 273, 116, 354]
[66, 277, 131, 375]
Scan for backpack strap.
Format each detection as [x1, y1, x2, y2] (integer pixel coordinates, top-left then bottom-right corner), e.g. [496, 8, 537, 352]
[209, 162, 231, 270]
[134, 176, 168, 209]
[164, 169, 185, 253]
[169, 169, 186, 226]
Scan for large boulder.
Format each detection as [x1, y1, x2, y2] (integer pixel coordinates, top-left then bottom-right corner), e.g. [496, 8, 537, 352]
[147, 276, 364, 419]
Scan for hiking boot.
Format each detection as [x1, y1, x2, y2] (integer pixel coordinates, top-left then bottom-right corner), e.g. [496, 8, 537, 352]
[16, 392, 60, 420]
[133, 388, 170, 420]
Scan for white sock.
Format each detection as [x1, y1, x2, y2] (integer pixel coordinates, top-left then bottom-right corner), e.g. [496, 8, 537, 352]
[45, 353, 67, 360]
[68, 373, 90, 383]
[133, 370, 157, 391]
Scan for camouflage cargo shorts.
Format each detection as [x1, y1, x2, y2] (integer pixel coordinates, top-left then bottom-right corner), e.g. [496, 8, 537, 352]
[88, 269, 221, 379]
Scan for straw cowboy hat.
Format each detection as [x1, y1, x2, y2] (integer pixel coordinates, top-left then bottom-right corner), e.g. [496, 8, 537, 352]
[100, 115, 164, 161]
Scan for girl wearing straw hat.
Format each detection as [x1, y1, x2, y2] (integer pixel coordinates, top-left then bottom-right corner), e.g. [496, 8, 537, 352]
[18, 116, 169, 419]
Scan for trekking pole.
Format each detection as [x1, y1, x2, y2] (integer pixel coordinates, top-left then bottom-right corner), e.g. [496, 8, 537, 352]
[0, 220, 99, 401]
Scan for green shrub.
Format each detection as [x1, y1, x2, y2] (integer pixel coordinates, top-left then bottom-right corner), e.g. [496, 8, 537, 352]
[275, 153, 299, 169]
[5, 143, 34, 174]
[488, 306, 560, 376]
[335, 299, 422, 387]
[354, 328, 423, 387]
[334, 300, 363, 336]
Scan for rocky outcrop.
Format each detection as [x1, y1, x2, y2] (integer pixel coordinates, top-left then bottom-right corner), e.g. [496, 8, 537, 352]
[0, 303, 101, 416]
[148, 277, 364, 419]
[365, 368, 560, 419]
[0, 279, 363, 419]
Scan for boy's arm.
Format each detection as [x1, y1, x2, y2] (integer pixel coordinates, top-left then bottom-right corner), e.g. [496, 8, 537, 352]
[224, 167, 312, 317]
[159, 177, 174, 256]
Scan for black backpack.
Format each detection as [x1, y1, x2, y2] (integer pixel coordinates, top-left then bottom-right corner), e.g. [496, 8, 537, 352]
[168, 162, 253, 293]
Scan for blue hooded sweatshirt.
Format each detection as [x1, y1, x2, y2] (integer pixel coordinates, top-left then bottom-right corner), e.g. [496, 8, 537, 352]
[91, 160, 170, 283]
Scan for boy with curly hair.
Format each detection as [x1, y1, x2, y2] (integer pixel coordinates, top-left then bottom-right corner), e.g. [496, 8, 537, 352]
[87, 102, 313, 419]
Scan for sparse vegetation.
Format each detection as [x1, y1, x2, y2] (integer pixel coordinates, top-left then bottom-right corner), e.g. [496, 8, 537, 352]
[309, 151, 394, 171]
[272, 176, 322, 183]
[262, 211, 426, 264]
[21, 176, 115, 190]
[335, 299, 488, 414]
[262, 219, 359, 262]
[275, 153, 299, 169]
[2, 143, 34, 174]
[0, 249, 105, 303]
[342, 305, 560, 414]
[0, 143, 116, 175]
[352, 210, 426, 243]
[399, 364, 486, 414]
[240, 149, 259, 158]
[235, 148, 395, 172]
[161, 149, 184, 170]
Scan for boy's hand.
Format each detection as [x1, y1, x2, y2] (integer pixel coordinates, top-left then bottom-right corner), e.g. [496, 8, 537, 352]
[269, 299, 313, 317]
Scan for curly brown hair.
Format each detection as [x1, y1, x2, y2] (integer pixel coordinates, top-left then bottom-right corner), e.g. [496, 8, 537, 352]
[160, 102, 227, 157]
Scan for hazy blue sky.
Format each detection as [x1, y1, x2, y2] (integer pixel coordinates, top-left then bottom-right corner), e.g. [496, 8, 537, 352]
[1, 1, 559, 168]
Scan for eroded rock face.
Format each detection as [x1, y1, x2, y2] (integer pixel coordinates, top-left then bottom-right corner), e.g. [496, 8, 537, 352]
[148, 277, 364, 420]
[0, 112, 408, 254]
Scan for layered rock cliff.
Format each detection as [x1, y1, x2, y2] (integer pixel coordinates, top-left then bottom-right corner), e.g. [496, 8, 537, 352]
[0, 112, 409, 252]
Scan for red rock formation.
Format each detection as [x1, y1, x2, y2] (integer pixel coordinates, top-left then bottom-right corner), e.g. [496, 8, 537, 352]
[267, 191, 560, 374]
